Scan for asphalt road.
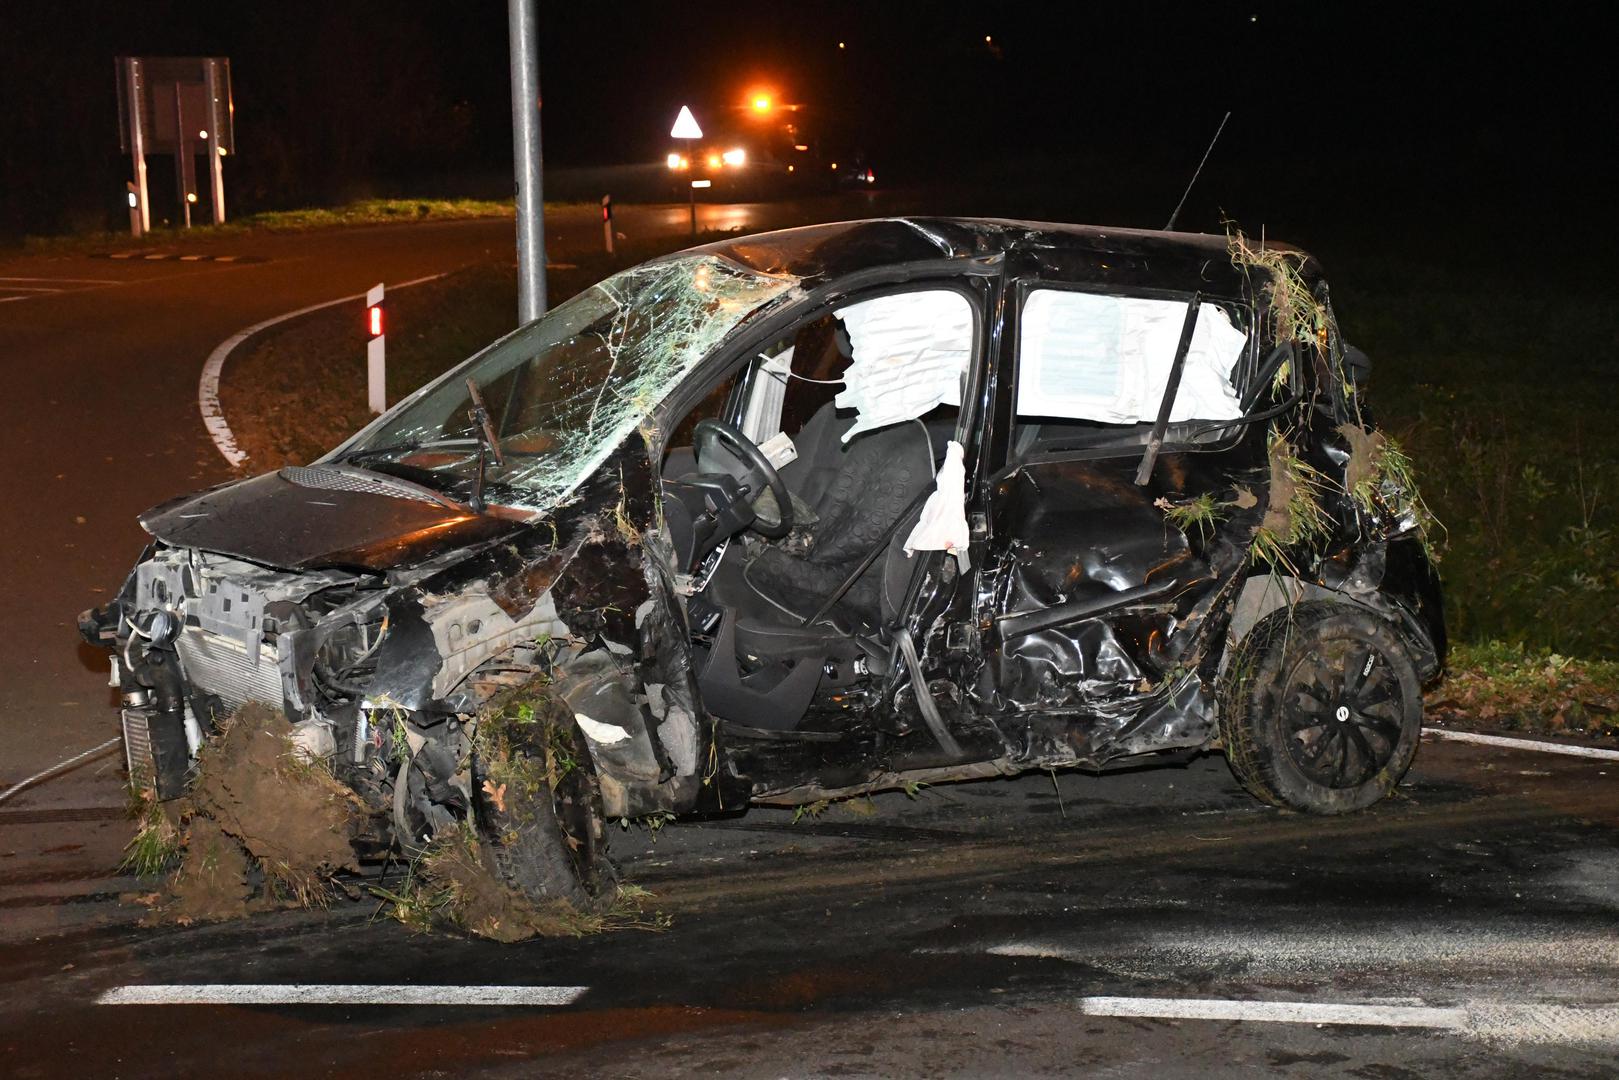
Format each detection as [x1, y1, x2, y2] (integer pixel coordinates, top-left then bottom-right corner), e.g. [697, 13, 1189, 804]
[4, 196, 1617, 1077]
[2, 736, 1617, 1077]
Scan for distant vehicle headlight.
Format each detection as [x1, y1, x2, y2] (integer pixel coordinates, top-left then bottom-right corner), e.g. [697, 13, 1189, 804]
[722, 148, 746, 167]
[666, 152, 687, 170]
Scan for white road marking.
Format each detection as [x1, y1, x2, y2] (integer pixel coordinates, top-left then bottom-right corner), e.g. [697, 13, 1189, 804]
[1424, 727, 1619, 761]
[1077, 996, 1619, 1044]
[98, 983, 587, 1006]
[0, 275, 121, 284]
[1079, 995, 1467, 1029]
[0, 275, 124, 305]
[198, 272, 446, 467]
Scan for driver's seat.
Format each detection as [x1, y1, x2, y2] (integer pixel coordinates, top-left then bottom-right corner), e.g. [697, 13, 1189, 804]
[694, 407, 934, 730]
[744, 405, 934, 634]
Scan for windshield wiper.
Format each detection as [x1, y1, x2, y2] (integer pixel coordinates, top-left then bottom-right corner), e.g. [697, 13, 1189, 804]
[465, 376, 506, 514]
[344, 436, 479, 464]
[1134, 291, 1203, 486]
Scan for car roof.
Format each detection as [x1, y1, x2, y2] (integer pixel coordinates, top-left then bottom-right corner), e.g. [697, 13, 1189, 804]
[693, 216, 1315, 298]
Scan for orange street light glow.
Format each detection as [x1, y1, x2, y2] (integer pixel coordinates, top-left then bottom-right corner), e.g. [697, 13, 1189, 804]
[751, 94, 772, 112]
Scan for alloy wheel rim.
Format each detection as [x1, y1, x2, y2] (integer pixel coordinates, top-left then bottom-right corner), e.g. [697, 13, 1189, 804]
[1280, 635, 1406, 788]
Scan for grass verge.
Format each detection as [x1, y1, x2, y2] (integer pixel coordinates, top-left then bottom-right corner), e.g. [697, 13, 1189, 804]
[1427, 642, 1619, 740]
[17, 196, 536, 255]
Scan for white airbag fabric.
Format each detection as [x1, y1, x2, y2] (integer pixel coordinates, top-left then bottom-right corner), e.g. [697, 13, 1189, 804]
[904, 440, 971, 570]
[833, 291, 972, 442]
[1017, 291, 1246, 424]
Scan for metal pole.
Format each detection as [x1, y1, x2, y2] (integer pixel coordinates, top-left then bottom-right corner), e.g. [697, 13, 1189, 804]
[125, 59, 150, 235]
[204, 61, 227, 224]
[173, 82, 192, 229]
[507, 0, 547, 322]
[688, 178, 696, 237]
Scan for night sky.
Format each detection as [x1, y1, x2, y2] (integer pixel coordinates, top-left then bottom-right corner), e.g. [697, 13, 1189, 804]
[0, 1, 1598, 253]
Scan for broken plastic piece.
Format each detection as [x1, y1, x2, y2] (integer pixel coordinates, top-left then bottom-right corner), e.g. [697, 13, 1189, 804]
[833, 290, 972, 442]
[904, 440, 971, 571]
[1017, 290, 1245, 424]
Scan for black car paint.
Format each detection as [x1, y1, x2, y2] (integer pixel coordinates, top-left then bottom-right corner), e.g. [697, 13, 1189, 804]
[89, 216, 1444, 821]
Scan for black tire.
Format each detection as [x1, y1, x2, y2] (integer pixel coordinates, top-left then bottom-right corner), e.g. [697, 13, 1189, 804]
[1220, 601, 1422, 814]
[472, 713, 609, 908]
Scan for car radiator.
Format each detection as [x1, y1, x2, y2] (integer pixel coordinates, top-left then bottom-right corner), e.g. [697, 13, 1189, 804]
[176, 626, 285, 709]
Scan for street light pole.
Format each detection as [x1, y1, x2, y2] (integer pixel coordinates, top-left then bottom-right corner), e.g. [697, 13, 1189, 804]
[507, 0, 547, 322]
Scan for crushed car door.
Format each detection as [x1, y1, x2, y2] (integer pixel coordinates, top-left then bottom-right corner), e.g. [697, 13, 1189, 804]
[974, 275, 1270, 758]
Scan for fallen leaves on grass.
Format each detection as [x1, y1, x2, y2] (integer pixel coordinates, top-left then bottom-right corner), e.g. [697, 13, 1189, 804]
[1427, 641, 1619, 738]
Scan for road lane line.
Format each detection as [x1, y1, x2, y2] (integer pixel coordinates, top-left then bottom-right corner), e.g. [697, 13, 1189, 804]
[1424, 727, 1619, 761]
[198, 272, 446, 467]
[0, 276, 121, 284]
[1079, 996, 1467, 1029]
[98, 984, 587, 1006]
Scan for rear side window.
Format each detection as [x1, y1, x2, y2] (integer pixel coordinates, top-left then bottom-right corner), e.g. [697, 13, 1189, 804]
[1013, 288, 1248, 458]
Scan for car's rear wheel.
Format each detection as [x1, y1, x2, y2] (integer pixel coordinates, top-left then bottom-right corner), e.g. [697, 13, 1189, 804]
[1220, 601, 1422, 814]
[472, 709, 609, 908]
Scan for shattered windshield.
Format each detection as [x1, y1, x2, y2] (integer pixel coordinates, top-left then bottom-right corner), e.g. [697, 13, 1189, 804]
[337, 255, 796, 510]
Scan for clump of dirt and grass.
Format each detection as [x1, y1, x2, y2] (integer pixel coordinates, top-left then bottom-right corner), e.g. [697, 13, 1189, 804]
[371, 823, 664, 942]
[1251, 435, 1331, 570]
[124, 703, 365, 924]
[1227, 226, 1330, 358]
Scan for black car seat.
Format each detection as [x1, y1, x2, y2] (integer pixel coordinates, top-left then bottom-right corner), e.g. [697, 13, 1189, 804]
[695, 403, 936, 729]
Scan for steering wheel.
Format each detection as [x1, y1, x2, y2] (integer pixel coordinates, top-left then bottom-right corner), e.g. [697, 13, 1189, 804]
[692, 419, 793, 539]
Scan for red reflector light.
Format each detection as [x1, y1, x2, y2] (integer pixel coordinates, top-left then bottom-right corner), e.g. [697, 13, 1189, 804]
[368, 306, 383, 337]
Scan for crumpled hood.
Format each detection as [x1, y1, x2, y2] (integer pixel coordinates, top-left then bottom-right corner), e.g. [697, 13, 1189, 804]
[139, 467, 527, 572]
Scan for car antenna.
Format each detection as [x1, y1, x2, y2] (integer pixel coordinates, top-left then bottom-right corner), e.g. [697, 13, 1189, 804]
[1163, 110, 1231, 232]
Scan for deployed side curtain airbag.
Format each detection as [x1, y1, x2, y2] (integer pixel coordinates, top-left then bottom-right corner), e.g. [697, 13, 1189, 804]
[1017, 290, 1246, 423]
[833, 290, 972, 442]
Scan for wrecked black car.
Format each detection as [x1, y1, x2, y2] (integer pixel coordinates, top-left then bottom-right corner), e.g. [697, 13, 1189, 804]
[82, 218, 1444, 910]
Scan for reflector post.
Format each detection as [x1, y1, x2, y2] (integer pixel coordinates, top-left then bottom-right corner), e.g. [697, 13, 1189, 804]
[365, 283, 386, 414]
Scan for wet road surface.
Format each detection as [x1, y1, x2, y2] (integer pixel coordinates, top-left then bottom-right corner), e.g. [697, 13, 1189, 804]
[3, 735, 1617, 1077]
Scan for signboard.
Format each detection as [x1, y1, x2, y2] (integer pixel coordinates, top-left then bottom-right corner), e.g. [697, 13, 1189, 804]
[115, 56, 234, 231]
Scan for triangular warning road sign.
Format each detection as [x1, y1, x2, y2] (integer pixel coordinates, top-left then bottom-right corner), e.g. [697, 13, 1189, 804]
[670, 105, 703, 140]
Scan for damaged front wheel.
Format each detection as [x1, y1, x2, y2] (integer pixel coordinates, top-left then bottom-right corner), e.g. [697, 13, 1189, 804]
[471, 703, 611, 909]
[1220, 601, 1422, 814]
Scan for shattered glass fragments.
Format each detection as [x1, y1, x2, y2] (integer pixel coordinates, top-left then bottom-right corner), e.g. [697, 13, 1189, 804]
[341, 255, 797, 512]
